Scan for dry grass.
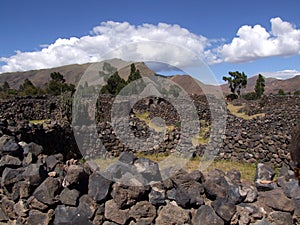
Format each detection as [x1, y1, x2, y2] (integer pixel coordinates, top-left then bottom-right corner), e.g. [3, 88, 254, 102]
[137, 153, 257, 182]
[29, 119, 51, 125]
[227, 103, 265, 120]
[135, 111, 175, 132]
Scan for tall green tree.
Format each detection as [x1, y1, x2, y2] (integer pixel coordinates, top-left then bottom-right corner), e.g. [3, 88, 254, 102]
[255, 74, 265, 98]
[101, 71, 126, 95]
[223, 71, 247, 97]
[46, 72, 75, 95]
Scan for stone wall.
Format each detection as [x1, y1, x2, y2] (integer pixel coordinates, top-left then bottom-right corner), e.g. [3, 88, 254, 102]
[0, 95, 299, 167]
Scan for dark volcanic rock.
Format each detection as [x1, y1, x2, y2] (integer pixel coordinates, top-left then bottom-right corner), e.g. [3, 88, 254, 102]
[258, 188, 295, 212]
[104, 199, 130, 225]
[33, 177, 61, 205]
[88, 172, 112, 203]
[134, 157, 162, 183]
[192, 205, 224, 225]
[59, 188, 80, 206]
[129, 201, 156, 224]
[111, 182, 148, 209]
[54, 205, 92, 225]
[212, 198, 236, 223]
[28, 209, 53, 225]
[0, 135, 20, 156]
[155, 202, 190, 225]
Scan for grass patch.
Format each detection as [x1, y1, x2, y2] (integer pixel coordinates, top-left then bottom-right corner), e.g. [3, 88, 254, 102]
[29, 119, 51, 125]
[227, 103, 265, 120]
[137, 153, 257, 182]
[135, 111, 175, 132]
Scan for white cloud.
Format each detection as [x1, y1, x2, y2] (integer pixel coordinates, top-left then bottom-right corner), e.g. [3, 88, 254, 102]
[218, 17, 300, 63]
[0, 21, 212, 73]
[260, 69, 300, 79]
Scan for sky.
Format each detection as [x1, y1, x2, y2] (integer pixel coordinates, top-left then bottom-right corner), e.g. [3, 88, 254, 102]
[1, 0, 300, 84]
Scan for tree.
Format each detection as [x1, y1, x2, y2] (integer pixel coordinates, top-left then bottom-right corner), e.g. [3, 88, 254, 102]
[278, 89, 285, 95]
[19, 78, 43, 96]
[223, 71, 247, 97]
[45, 72, 75, 95]
[2, 81, 10, 91]
[254, 74, 265, 98]
[101, 71, 126, 95]
[126, 63, 145, 94]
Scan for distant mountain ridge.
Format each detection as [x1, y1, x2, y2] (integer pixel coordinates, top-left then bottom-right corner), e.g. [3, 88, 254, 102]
[0, 60, 299, 95]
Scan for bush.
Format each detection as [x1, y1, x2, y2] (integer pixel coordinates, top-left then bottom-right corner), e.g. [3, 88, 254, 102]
[242, 92, 258, 100]
[226, 94, 238, 101]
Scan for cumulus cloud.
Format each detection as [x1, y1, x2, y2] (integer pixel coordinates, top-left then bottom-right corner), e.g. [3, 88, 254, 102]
[260, 69, 300, 79]
[218, 17, 300, 63]
[0, 21, 212, 73]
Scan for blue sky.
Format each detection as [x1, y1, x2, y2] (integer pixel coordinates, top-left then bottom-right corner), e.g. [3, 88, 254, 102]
[1, 0, 300, 83]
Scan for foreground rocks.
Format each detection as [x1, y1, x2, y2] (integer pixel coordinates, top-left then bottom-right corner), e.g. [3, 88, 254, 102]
[1, 138, 300, 225]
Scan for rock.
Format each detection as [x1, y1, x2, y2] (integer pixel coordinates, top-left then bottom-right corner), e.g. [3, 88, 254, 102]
[192, 205, 224, 225]
[45, 155, 59, 170]
[1, 196, 18, 220]
[241, 183, 258, 203]
[155, 201, 191, 225]
[174, 187, 190, 208]
[234, 203, 263, 225]
[118, 152, 137, 164]
[104, 200, 130, 225]
[23, 142, 43, 157]
[149, 186, 166, 206]
[59, 188, 80, 206]
[28, 209, 53, 225]
[254, 163, 275, 191]
[204, 170, 228, 200]
[0, 208, 8, 222]
[212, 198, 236, 222]
[129, 201, 156, 224]
[28, 196, 49, 211]
[111, 182, 148, 209]
[134, 157, 162, 183]
[22, 163, 46, 186]
[188, 170, 205, 183]
[33, 177, 61, 205]
[1, 167, 23, 188]
[258, 188, 295, 212]
[62, 164, 85, 187]
[77, 195, 98, 220]
[54, 205, 92, 225]
[266, 211, 293, 225]
[88, 172, 111, 203]
[253, 219, 272, 225]
[0, 155, 22, 168]
[0, 135, 20, 156]
[13, 200, 28, 217]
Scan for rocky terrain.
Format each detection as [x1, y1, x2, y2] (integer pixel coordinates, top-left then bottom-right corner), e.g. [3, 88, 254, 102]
[0, 94, 299, 224]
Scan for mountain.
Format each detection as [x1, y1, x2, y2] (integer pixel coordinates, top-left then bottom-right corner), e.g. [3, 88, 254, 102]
[0, 59, 156, 90]
[1, 60, 299, 96]
[221, 75, 300, 95]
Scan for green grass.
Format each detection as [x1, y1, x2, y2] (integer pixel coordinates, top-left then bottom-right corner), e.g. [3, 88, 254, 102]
[227, 103, 265, 120]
